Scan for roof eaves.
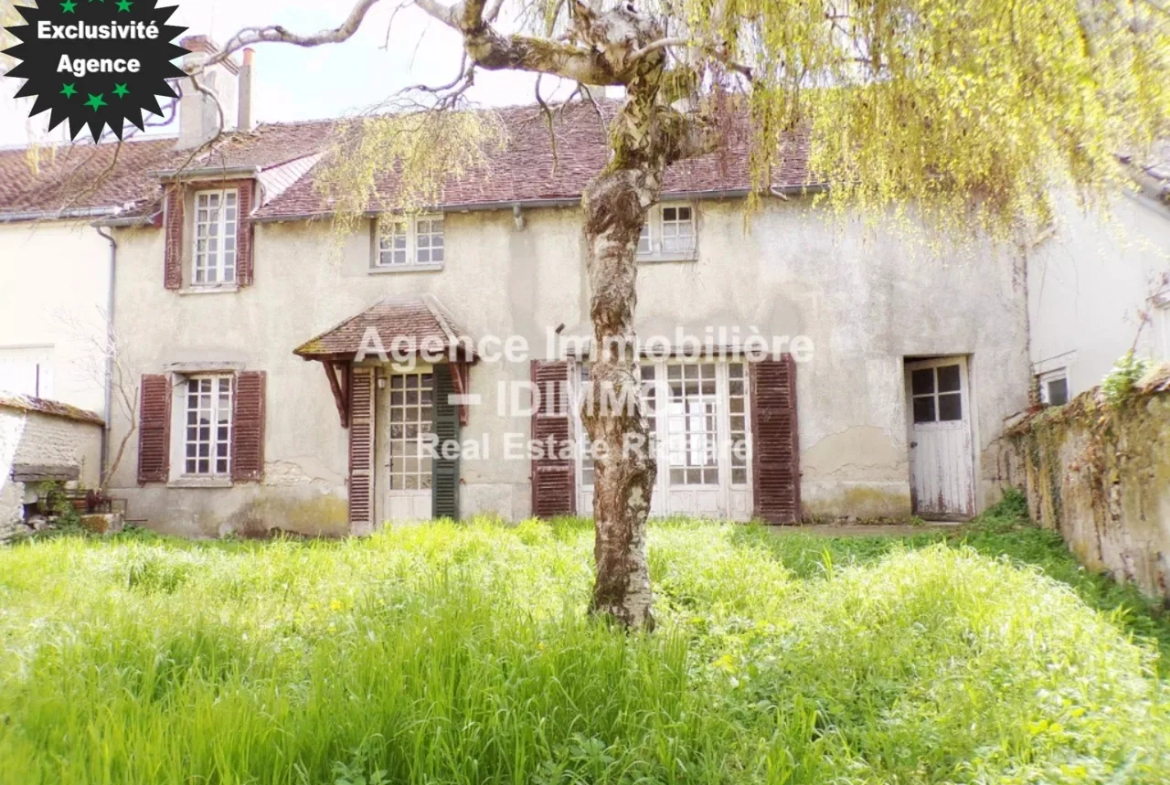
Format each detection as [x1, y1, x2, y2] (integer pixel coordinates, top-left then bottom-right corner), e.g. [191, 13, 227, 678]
[155, 164, 262, 181]
[0, 206, 120, 224]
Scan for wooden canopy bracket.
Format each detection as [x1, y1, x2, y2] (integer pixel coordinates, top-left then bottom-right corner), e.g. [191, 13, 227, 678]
[323, 360, 351, 428]
[450, 360, 470, 426]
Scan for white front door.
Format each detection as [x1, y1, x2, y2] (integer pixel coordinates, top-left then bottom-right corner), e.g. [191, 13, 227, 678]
[575, 359, 753, 521]
[384, 370, 434, 522]
[905, 357, 975, 518]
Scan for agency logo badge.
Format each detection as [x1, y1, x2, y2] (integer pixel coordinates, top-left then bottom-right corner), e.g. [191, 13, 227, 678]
[2, 1, 188, 141]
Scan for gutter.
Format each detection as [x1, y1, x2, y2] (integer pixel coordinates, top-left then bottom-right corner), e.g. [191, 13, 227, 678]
[154, 164, 261, 181]
[251, 185, 827, 224]
[94, 224, 118, 489]
[0, 206, 120, 224]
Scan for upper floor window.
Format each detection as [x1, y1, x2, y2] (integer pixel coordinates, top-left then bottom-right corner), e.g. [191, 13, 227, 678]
[638, 204, 696, 261]
[376, 215, 445, 270]
[193, 190, 239, 286]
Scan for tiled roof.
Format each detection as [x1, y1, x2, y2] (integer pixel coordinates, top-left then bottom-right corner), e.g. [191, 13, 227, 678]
[0, 394, 104, 425]
[294, 295, 476, 360]
[258, 100, 812, 220]
[0, 101, 811, 222]
[0, 120, 336, 221]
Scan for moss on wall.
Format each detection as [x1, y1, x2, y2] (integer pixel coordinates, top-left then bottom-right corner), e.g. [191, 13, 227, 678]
[1007, 382, 1170, 601]
[225, 494, 350, 539]
[803, 485, 914, 521]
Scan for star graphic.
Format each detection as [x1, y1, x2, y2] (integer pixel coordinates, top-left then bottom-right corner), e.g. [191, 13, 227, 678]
[60, 83, 77, 99]
[84, 93, 107, 112]
[115, 0, 132, 11]
[60, 0, 78, 12]
[112, 83, 130, 99]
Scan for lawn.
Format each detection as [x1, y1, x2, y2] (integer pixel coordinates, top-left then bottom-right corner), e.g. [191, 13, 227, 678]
[1, 498, 1169, 784]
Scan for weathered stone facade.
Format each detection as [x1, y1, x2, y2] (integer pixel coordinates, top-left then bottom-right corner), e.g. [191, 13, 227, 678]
[0, 396, 104, 541]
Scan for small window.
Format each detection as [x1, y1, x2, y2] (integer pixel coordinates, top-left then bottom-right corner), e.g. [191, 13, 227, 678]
[911, 363, 963, 423]
[638, 204, 696, 260]
[193, 190, 238, 286]
[184, 375, 233, 476]
[1038, 369, 1069, 406]
[376, 215, 445, 269]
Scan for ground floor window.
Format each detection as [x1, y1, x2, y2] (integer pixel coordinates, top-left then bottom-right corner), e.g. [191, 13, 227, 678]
[388, 371, 433, 490]
[575, 359, 751, 516]
[184, 375, 232, 476]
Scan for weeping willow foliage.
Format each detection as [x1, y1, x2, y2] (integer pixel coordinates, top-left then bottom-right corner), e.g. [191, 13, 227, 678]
[314, 108, 505, 239]
[670, 0, 1170, 236]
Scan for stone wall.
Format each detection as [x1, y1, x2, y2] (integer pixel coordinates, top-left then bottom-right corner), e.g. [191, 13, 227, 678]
[1002, 376, 1170, 600]
[0, 398, 104, 541]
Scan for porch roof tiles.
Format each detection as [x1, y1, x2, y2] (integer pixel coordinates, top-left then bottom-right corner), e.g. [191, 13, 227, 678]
[293, 295, 475, 361]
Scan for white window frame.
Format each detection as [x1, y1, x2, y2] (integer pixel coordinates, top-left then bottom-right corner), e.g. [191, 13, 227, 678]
[637, 203, 697, 262]
[374, 214, 445, 271]
[574, 358, 751, 492]
[1038, 368, 1070, 407]
[192, 189, 239, 286]
[181, 374, 234, 478]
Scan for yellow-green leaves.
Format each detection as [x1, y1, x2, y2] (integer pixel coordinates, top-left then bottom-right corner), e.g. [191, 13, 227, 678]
[315, 108, 505, 238]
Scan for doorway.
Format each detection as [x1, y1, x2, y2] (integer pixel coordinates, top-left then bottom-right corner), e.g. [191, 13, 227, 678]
[905, 356, 975, 519]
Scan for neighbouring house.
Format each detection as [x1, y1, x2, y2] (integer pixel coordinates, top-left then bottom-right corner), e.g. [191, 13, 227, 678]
[0, 394, 103, 540]
[1026, 144, 1170, 405]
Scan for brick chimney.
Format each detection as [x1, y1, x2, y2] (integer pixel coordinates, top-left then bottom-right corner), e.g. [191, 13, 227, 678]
[176, 36, 240, 149]
[237, 48, 255, 132]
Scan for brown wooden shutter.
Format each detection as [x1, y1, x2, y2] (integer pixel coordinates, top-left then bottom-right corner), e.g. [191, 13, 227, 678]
[348, 367, 375, 533]
[231, 371, 266, 482]
[431, 364, 461, 520]
[530, 360, 576, 518]
[751, 355, 801, 523]
[163, 185, 183, 290]
[137, 374, 171, 484]
[235, 182, 256, 287]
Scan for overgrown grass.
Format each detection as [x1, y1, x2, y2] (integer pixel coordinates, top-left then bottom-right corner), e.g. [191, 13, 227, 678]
[735, 489, 1170, 667]
[1, 512, 1168, 784]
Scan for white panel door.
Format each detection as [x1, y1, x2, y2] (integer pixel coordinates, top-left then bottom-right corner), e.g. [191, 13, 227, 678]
[384, 370, 434, 523]
[906, 357, 975, 518]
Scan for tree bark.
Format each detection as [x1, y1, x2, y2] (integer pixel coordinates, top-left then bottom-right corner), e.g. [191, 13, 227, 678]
[581, 81, 671, 631]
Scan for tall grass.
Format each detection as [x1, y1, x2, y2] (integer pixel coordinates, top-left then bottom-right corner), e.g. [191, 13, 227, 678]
[1, 517, 1168, 784]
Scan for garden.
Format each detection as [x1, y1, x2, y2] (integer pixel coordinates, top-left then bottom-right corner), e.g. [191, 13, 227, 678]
[1, 495, 1168, 784]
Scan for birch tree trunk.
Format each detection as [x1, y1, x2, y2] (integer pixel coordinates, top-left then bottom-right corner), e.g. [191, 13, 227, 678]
[581, 84, 670, 631]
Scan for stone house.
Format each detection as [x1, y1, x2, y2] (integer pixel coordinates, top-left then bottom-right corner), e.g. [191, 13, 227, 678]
[1, 39, 1050, 536]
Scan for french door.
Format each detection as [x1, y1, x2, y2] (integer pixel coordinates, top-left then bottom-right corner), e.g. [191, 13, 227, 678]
[575, 359, 753, 521]
[384, 369, 434, 521]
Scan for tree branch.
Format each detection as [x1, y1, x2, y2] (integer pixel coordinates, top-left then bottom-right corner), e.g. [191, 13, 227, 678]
[414, 0, 624, 84]
[206, 0, 386, 65]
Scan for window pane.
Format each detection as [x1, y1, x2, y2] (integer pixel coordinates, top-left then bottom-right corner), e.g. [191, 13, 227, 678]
[1046, 377, 1069, 406]
[911, 368, 934, 396]
[937, 364, 961, 393]
[913, 396, 936, 423]
[938, 393, 962, 421]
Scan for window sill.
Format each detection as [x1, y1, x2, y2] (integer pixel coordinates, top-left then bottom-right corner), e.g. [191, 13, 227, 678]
[637, 253, 697, 264]
[168, 476, 233, 489]
[179, 285, 240, 295]
[369, 264, 444, 275]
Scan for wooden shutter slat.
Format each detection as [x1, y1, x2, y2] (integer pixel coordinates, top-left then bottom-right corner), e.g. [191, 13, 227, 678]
[163, 186, 183, 290]
[751, 355, 801, 523]
[530, 360, 575, 518]
[348, 367, 375, 533]
[137, 374, 171, 484]
[236, 182, 255, 287]
[231, 371, 266, 482]
[432, 364, 461, 520]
